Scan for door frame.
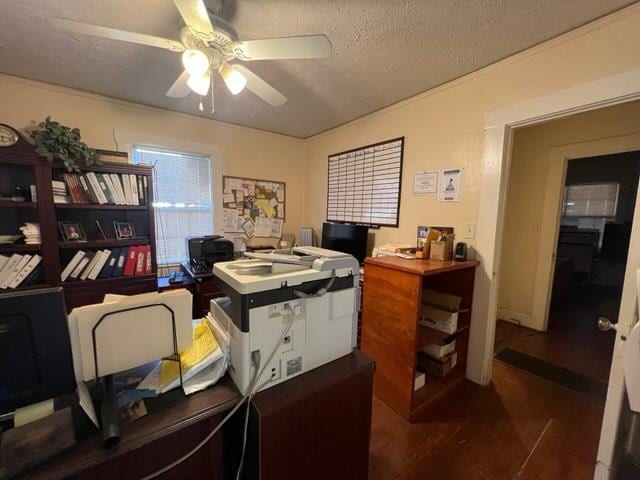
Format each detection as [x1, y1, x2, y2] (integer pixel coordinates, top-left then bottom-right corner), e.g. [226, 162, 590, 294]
[531, 134, 640, 332]
[466, 67, 640, 478]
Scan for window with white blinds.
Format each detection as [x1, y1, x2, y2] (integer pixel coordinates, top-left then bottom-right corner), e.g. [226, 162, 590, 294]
[132, 146, 213, 265]
[327, 138, 404, 227]
[563, 182, 619, 217]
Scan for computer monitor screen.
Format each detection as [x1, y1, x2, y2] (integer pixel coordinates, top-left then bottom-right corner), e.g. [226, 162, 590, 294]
[0, 288, 76, 415]
[321, 222, 369, 264]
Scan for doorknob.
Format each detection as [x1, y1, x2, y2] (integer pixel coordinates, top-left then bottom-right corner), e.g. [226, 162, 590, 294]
[597, 316, 618, 332]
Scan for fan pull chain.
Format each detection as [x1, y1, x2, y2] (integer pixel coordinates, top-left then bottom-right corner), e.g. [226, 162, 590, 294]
[211, 75, 215, 115]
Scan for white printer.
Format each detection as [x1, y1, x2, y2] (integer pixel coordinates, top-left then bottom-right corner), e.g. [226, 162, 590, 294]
[210, 246, 360, 394]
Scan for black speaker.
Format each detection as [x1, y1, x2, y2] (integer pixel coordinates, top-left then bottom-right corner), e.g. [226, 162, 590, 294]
[454, 242, 467, 261]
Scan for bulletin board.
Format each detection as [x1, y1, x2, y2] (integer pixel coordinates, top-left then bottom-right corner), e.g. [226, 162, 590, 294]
[222, 175, 286, 239]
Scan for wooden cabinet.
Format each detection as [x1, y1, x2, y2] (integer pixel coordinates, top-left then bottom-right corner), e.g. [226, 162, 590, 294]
[361, 256, 478, 422]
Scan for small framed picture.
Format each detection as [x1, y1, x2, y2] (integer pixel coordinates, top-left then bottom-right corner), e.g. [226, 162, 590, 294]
[59, 222, 87, 242]
[114, 221, 136, 240]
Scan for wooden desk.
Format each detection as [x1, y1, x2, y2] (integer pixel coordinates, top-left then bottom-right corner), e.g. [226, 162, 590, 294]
[18, 352, 374, 480]
[21, 377, 240, 480]
[361, 256, 478, 422]
[243, 351, 374, 480]
[180, 263, 226, 318]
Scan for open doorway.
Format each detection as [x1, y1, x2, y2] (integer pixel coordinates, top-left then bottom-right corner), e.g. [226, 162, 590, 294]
[496, 150, 639, 401]
[491, 99, 640, 404]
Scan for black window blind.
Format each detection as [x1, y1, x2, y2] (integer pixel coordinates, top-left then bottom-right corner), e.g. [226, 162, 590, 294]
[327, 137, 404, 227]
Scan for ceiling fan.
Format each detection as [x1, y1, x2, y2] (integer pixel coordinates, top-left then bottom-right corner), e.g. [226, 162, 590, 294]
[49, 0, 331, 112]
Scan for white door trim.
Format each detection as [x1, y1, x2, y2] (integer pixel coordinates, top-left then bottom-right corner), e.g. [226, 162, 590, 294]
[466, 67, 640, 479]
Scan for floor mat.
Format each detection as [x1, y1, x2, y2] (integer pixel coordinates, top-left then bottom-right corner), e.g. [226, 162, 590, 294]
[495, 347, 607, 403]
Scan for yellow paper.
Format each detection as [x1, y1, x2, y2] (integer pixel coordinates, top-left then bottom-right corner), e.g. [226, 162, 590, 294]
[254, 198, 276, 218]
[159, 320, 219, 387]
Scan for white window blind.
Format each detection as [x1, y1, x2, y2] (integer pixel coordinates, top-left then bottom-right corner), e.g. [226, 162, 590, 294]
[132, 146, 213, 265]
[327, 138, 404, 226]
[563, 182, 619, 217]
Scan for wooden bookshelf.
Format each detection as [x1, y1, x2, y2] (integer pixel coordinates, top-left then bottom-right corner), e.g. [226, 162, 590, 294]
[0, 125, 157, 311]
[55, 203, 149, 211]
[361, 256, 478, 422]
[59, 238, 151, 249]
[0, 244, 41, 254]
[0, 201, 37, 209]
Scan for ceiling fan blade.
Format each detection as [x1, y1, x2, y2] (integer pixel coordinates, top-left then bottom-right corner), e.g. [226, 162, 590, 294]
[173, 0, 215, 40]
[49, 17, 184, 52]
[166, 70, 192, 98]
[232, 65, 287, 107]
[232, 35, 331, 61]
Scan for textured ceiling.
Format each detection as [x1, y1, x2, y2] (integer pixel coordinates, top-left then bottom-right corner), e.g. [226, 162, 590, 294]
[0, 0, 635, 138]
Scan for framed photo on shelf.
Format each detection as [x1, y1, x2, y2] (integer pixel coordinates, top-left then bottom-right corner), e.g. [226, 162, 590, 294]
[114, 221, 136, 240]
[58, 221, 87, 242]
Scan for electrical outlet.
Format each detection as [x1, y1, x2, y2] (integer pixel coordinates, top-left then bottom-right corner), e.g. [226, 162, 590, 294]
[270, 360, 281, 380]
[464, 223, 476, 239]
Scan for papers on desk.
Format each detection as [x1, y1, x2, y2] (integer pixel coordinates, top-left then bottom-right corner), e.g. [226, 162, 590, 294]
[139, 315, 230, 395]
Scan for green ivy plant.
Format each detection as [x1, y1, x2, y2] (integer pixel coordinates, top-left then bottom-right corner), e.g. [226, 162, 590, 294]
[32, 117, 101, 172]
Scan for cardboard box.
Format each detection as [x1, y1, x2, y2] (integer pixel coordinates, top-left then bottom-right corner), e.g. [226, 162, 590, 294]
[417, 351, 458, 378]
[420, 307, 458, 334]
[429, 236, 454, 261]
[422, 335, 456, 359]
[419, 289, 462, 334]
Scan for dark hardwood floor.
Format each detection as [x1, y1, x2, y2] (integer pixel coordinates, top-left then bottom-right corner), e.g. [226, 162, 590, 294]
[495, 285, 619, 383]
[368, 361, 604, 479]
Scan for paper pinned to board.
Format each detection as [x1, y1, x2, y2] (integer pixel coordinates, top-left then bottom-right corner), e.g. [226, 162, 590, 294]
[269, 218, 283, 238]
[223, 193, 235, 204]
[241, 218, 255, 238]
[254, 217, 271, 237]
[226, 178, 243, 190]
[223, 208, 240, 231]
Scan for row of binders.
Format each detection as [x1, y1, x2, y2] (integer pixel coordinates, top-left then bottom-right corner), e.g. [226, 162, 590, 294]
[61, 245, 152, 282]
[0, 254, 43, 289]
[53, 172, 147, 205]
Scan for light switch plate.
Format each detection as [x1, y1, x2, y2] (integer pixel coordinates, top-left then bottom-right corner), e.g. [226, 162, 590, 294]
[464, 223, 476, 239]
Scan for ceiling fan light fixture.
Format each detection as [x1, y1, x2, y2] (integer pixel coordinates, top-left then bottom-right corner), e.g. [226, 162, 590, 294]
[220, 64, 247, 95]
[182, 49, 210, 76]
[187, 71, 211, 96]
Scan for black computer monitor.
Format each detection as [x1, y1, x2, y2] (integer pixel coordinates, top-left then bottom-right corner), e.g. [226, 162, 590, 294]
[0, 288, 76, 415]
[321, 222, 369, 264]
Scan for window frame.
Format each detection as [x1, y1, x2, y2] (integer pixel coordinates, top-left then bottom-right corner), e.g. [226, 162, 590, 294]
[114, 130, 222, 267]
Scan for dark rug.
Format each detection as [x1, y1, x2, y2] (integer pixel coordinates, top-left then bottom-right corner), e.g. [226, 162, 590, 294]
[495, 347, 608, 403]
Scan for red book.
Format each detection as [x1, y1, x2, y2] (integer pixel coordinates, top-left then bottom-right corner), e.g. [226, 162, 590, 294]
[143, 245, 152, 274]
[134, 247, 145, 275]
[123, 246, 138, 276]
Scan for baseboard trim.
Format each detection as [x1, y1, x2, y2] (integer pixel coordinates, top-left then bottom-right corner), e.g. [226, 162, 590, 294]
[497, 308, 536, 329]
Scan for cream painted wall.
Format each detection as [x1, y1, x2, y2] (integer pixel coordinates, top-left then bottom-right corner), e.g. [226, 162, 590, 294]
[498, 102, 640, 329]
[303, 5, 640, 254]
[0, 73, 307, 237]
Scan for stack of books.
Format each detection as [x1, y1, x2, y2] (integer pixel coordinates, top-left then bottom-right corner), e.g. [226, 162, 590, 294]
[58, 172, 147, 206]
[0, 254, 43, 289]
[61, 245, 152, 282]
[20, 222, 41, 244]
[52, 180, 69, 204]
